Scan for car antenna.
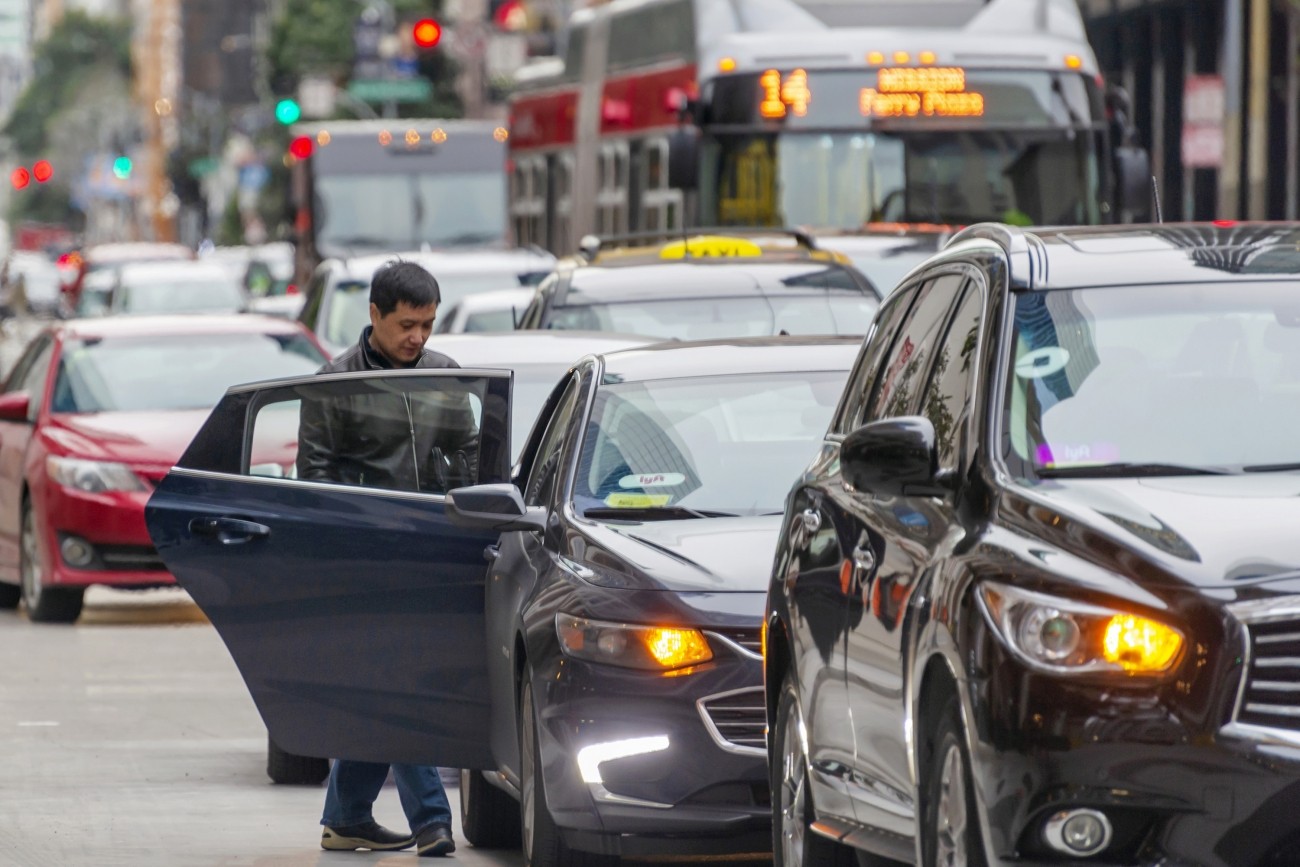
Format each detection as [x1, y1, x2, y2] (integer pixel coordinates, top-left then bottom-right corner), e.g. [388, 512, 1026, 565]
[1151, 176, 1164, 223]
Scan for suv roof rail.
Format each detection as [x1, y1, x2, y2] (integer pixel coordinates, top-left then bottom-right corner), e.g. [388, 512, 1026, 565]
[946, 222, 1030, 257]
[575, 226, 820, 261]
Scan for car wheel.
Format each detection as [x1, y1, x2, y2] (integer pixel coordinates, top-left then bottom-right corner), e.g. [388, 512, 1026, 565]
[20, 501, 83, 624]
[266, 733, 329, 785]
[460, 768, 522, 849]
[772, 673, 856, 867]
[520, 666, 616, 867]
[922, 697, 987, 867]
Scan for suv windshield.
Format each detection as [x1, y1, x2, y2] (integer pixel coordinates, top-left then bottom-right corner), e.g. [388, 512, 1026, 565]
[1002, 283, 1300, 477]
[574, 370, 847, 517]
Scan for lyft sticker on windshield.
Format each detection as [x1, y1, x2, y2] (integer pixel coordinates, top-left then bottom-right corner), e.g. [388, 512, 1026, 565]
[619, 473, 686, 489]
[1015, 347, 1070, 379]
[604, 492, 673, 508]
[1036, 442, 1121, 466]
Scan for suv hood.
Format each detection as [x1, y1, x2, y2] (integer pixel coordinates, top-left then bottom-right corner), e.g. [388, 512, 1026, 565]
[1015, 474, 1300, 589]
[576, 515, 781, 593]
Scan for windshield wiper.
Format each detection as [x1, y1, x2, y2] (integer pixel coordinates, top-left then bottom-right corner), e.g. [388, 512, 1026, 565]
[1035, 462, 1229, 478]
[430, 231, 502, 246]
[1243, 462, 1300, 473]
[583, 506, 741, 521]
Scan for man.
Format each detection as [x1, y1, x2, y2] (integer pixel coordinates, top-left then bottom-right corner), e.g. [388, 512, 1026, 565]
[296, 259, 474, 857]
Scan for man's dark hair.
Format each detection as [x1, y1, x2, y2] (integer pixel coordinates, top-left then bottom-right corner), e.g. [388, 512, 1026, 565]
[370, 260, 441, 315]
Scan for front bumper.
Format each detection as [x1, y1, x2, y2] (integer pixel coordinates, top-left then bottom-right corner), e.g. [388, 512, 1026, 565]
[531, 636, 771, 857]
[43, 485, 172, 589]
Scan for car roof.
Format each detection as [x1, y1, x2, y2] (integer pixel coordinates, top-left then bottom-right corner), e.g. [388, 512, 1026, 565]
[56, 314, 309, 341]
[117, 261, 237, 281]
[428, 330, 656, 366]
[600, 335, 861, 382]
[948, 222, 1300, 290]
[558, 261, 871, 304]
[84, 242, 193, 263]
[336, 248, 556, 281]
[446, 288, 537, 311]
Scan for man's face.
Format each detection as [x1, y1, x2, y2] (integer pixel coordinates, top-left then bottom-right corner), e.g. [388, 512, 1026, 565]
[369, 301, 437, 365]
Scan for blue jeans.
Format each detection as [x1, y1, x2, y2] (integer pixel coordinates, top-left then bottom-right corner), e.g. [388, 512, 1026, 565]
[321, 760, 452, 835]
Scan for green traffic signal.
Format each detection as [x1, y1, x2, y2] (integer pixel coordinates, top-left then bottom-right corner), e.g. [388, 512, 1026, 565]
[275, 98, 302, 125]
[112, 156, 133, 179]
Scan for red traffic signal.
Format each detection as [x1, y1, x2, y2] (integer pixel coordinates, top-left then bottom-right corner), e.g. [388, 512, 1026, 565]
[10, 167, 30, 189]
[288, 136, 314, 160]
[32, 160, 53, 183]
[412, 18, 441, 48]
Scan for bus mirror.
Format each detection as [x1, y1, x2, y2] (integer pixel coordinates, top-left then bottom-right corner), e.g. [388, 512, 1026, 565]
[1115, 146, 1152, 222]
[667, 127, 699, 191]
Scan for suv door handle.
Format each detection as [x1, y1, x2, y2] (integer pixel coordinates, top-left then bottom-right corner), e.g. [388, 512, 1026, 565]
[484, 544, 500, 562]
[188, 517, 271, 545]
[800, 509, 822, 534]
[851, 544, 876, 575]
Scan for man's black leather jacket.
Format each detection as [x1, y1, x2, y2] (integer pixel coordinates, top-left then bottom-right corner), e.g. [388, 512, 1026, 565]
[296, 327, 480, 493]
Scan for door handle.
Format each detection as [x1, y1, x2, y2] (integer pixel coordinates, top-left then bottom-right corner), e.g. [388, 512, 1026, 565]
[484, 544, 500, 562]
[851, 544, 876, 575]
[800, 508, 822, 534]
[188, 517, 271, 545]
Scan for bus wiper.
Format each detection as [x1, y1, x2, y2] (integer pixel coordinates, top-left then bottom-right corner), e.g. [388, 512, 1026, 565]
[1243, 462, 1300, 473]
[583, 506, 741, 521]
[1036, 462, 1229, 478]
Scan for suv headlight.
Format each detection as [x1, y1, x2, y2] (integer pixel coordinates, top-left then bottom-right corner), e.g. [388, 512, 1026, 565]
[47, 457, 147, 494]
[978, 582, 1184, 675]
[556, 613, 713, 671]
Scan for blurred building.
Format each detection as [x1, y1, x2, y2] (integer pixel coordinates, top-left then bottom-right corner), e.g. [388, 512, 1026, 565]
[1083, 0, 1300, 222]
[31, 0, 127, 40]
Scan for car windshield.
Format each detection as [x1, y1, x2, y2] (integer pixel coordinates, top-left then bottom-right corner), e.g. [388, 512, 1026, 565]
[51, 332, 325, 413]
[545, 295, 877, 340]
[316, 172, 507, 252]
[573, 370, 847, 517]
[118, 280, 245, 315]
[1002, 283, 1300, 477]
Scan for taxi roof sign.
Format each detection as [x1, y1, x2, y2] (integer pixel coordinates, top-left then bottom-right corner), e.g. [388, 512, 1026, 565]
[659, 235, 766, 259]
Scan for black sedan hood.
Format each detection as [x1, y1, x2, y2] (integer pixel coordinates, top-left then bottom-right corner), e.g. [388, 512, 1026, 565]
[573, 515, 781, 593]
[1012, 474, 1300, 589]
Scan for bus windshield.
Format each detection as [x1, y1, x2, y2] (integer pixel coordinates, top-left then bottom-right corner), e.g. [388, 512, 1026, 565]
[315, 171, 507, 255]
[709, 129, 1101, 228]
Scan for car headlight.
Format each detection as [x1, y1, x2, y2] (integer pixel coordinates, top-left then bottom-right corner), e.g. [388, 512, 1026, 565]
[556, 613, 713, 671]
[978, 582, 1183, 676]
[46, 457, 147, 494]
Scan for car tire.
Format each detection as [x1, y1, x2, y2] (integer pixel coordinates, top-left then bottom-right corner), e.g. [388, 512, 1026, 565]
[520, 666, 616, 867]
[921, 696, 987, 867]
[20, 501, 83, 624]
[266, 734, 330, 785]
[460, 768, 522, 849]
[0, 580, 19, 609]
[771, 673, 856, 867]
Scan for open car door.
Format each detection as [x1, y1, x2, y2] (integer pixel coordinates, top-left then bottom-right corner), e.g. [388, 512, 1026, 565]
[146, 368, 511, 769]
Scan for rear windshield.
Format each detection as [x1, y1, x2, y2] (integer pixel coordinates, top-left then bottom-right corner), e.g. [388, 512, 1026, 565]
[544, 294, 877, 339]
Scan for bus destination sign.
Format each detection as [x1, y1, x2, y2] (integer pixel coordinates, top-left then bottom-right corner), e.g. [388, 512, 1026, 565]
[860, 67, 985, 117]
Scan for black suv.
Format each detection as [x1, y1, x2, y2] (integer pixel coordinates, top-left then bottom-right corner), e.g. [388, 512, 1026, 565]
[515, 229, 881, 339]
[765, 222, 1300, 867]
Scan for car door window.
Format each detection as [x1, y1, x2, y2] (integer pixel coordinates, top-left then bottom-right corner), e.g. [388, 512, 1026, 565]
[15, 338, 54, 420]
[243, 372, 509, 494]
[865, 273, 966, 422]
[5, 334, 50, 394]
[524, 375, 581, 507]
[832, 286, 920, 435]
[919, 278, 984, 470]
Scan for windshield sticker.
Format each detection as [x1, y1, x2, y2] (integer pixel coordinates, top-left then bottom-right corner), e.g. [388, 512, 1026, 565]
[1036, 442, 1121, 467]
[618, 473, 686, 489]
[1015, 347, 1070, 379]
[603, 492, 673, 508]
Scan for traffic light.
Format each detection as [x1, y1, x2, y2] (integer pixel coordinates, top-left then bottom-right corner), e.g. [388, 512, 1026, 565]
[288, 136, 314, 160]
[112, 156, 133, 179]
[32, 160, 53, 183]
[275, 98, 302, 125]
[412, 18, 441, 49]
[10, 167, 29, 189]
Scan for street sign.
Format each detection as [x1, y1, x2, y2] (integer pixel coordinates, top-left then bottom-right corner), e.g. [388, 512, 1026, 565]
[1182, 75, 1225, 169]
[299, 76, 338, 118]
[347, 78, 433, 103]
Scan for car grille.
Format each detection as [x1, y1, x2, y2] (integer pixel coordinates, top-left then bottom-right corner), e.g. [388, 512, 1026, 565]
[698, 686, 767, 755]
[1237, 617, 1300, 730]
[99, 545, 167, 572]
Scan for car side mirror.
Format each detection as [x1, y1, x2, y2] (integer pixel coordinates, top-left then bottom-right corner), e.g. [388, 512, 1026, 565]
[0, 391, 31, 423]
[447, 483, 547, 532]
[840, 416, 947, 497]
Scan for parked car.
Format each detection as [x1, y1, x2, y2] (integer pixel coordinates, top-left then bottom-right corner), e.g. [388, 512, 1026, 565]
[145, 336, 857, 862]
[811, 224, 955, 296]
[1, 251, 63, 316]
[765, 221, 1300, 867]
[60, 241, 194, 312]
[0, 315, 328, 623]
[433, 288, 535, 334]
[517, 230, 881, 339]
[74, 261, 246, 317]
[298, 247, 557, 355]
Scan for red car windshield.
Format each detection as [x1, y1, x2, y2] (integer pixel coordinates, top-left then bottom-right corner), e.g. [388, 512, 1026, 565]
[51, 332, 325, 413]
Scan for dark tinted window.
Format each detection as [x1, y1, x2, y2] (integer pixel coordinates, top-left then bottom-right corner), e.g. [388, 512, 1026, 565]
[525, 375, 581, 507]
[606, 0, 694, 72]
[865, 273, 965, 421]
[832, 286, 918, 434]
[919, 279, 983, 469]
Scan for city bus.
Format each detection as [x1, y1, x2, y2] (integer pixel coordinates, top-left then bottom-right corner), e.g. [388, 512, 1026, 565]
[507, 0, 1150, 254]
[285, 119, 513, 283]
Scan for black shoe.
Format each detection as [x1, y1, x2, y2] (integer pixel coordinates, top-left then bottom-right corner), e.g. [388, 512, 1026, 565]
[321, 821, 415, 851]
[416, 824, 456, 857]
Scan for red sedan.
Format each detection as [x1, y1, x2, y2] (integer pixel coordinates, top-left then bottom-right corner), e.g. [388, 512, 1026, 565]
[0, 315, 328, 622]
